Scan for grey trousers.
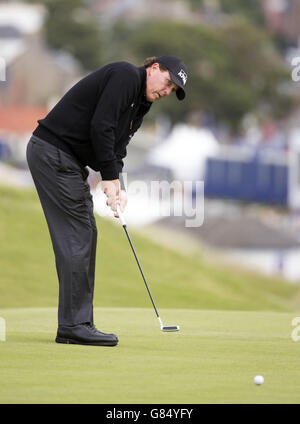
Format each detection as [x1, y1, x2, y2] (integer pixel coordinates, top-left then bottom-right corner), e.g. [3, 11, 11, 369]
[26, 136, 97, 326]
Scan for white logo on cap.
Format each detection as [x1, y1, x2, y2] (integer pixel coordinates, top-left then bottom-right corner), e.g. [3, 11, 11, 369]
[178, 69, 187, 86]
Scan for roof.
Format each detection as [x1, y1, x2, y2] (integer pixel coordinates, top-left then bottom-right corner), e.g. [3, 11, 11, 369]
[0, 25, 22, 39]
[160, 214, 300, 250]
[147, 124, 219, 180]
[0, 106, 48, 133]
[194, 216, 300, 249]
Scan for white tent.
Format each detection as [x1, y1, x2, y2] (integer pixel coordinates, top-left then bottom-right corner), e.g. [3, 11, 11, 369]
[92, 125, 219, 227]
[146, 124, 220, 181]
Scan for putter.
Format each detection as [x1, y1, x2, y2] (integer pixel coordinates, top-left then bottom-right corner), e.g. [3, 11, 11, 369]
[116, 205, 179, 332]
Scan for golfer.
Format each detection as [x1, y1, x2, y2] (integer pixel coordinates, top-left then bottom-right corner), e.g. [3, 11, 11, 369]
[26, 55, 188, 346]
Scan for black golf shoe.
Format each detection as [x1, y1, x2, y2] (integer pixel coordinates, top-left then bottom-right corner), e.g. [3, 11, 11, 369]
[55, 323, 118, 346]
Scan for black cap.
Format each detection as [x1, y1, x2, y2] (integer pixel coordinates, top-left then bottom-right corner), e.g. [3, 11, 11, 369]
[155, 55, 187, 100]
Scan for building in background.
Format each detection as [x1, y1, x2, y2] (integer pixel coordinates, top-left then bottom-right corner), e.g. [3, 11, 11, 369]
[0, 105, 48, 165]
[0, 2, 83, 165]
[0, 2, 82, 107]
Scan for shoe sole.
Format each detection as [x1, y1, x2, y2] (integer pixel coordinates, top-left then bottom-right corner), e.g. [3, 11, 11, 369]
[55, 337, 118, 346]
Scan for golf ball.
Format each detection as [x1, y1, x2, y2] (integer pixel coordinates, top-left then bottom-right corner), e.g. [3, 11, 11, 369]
[254, 375, 264, 385]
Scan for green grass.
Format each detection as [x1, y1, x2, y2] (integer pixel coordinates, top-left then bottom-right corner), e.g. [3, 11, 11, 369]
[1, 185, 300, 312]
[1, 185, 300, 404]
[1, 307, 300, 404]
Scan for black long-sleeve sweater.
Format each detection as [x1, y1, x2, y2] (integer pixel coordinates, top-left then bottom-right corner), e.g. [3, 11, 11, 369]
[33, 61, 152, 180]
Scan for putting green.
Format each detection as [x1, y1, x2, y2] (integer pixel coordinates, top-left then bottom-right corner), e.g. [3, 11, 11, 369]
[1, 307, 300, 404]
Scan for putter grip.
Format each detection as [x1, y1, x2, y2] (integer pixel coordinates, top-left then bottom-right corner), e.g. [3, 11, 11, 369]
[116, 204, 126, 226]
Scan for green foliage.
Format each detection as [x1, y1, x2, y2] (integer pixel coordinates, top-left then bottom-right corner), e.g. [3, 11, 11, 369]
[218, 0, 264, 25]
[23, 0, 297, 132]
[108, 18, 296, 131]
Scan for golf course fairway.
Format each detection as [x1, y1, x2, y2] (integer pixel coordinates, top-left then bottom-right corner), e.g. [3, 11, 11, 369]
[2, 186, 300, 404]
[1, 306, 300, 404]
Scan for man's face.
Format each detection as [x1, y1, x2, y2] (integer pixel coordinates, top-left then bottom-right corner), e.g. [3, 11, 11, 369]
[145, 63, 178, 102]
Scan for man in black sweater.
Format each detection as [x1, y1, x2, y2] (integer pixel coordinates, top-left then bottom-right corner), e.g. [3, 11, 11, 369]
[26, 55, 188, 346]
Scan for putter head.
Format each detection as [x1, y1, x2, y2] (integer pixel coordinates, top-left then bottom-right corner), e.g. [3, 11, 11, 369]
[158, 317, 179, 332]
[161, 325, 180, 332]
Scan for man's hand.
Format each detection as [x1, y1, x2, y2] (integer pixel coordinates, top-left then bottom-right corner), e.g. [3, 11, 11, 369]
[101, 179, 120, 212]
[117, 189, 128, 215]
[101, 179, 127, 216]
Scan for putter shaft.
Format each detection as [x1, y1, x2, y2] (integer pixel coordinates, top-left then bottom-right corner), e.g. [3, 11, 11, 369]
[116, 206, 179, 332]
[122, 225, 160, 319]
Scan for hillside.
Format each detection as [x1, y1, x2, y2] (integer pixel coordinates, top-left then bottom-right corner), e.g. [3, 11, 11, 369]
[1, 185, 300, 312]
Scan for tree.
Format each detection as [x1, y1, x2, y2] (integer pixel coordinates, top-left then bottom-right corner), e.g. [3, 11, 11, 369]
[26, 0, 103, 71]
[188, 0, 264, 26]
[108, 17, 297, 132]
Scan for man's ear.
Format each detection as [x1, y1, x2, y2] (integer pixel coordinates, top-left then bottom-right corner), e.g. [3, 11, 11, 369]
[150, 62, 160, 73]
